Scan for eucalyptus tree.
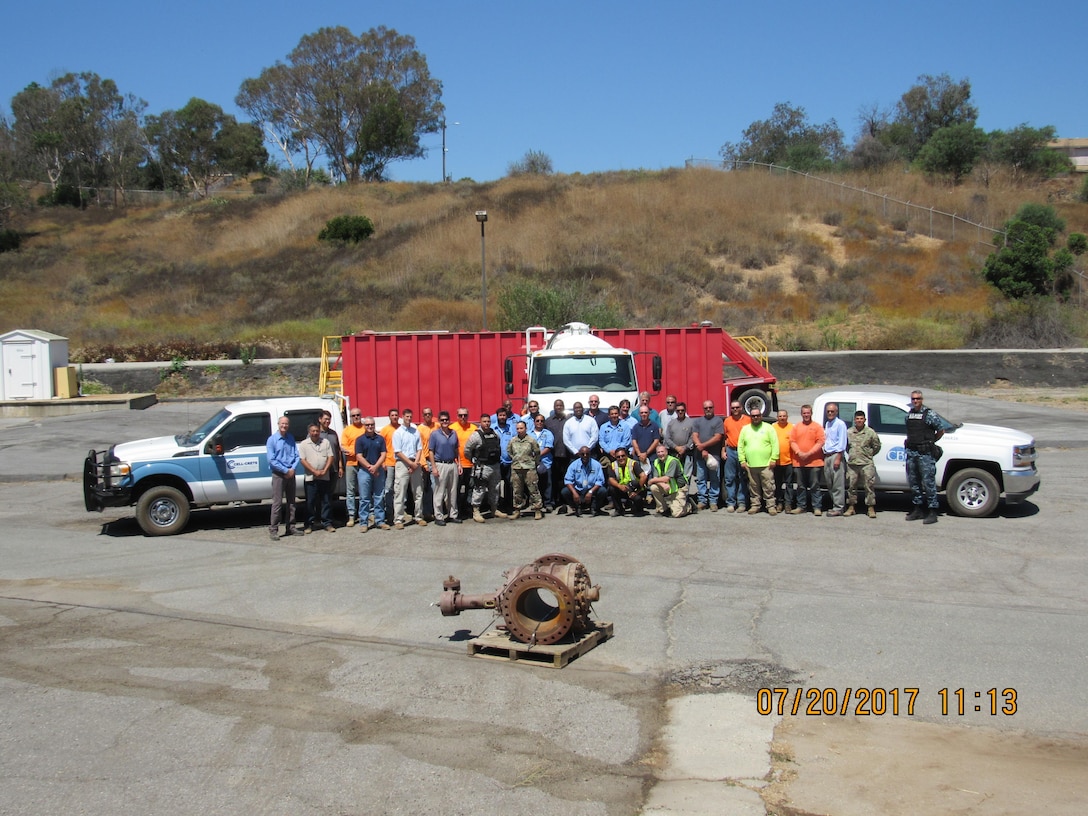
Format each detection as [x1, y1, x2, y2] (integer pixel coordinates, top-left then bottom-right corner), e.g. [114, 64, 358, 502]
[146, 98, 266, 197]
[888, 73, 978, 161]
[10, 72, 146, 204]
[720, 102, 844, 171]
[237, 25, 443, 182]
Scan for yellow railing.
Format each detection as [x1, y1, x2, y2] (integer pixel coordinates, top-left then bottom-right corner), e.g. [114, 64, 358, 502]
[733, 335, 770, 373]
[319, 335, 343, 398]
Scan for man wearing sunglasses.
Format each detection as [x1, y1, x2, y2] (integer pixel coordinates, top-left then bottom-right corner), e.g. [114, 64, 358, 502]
[452, 409, 477, 519]
[905, 390, 944, 524]
[341, 409, 367, 527]
[722, 401, 751, 512]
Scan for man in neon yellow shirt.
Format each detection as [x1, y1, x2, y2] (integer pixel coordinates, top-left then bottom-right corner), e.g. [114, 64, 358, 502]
[738, 408, 779, 515]
[647, 443, 689, 518]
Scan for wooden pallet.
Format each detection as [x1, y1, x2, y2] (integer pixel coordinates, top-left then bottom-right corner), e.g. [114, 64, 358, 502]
[468, 621, 614, 668]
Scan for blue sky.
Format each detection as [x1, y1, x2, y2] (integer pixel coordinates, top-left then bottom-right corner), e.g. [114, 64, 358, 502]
[4, 0, 1084, 183]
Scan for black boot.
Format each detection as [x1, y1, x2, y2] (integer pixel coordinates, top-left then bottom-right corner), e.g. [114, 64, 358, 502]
[905, 506, 925, 521]
[923, 509, 939, 525]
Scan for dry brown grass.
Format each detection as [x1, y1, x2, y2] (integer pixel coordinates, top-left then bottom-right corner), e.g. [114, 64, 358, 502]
[2, 167, 1084, 358]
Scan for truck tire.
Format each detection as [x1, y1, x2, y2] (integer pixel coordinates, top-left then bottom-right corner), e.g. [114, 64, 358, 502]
[136, 485, 190, 536]
[736, 388, 772, 417]
[946, 468, 1000, 518]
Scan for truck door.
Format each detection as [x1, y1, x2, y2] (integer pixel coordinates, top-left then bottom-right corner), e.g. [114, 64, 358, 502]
[200, 412, 272, 501]
[867, 402, 909, 489]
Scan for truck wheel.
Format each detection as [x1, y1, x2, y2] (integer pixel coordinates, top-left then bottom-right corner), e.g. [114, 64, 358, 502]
[946, 468, 1000, 518]
[736, 388, 772, 417]
[136, 486, 190, 536]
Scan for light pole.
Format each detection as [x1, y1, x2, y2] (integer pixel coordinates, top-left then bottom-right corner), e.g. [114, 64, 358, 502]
[441, 119, 459, 183]
[475, 210, 488, 330]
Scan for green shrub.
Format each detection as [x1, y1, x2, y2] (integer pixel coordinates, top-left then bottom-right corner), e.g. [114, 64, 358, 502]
[1077, 175, 1088, 204]
[79, 379, 111, 395]
[707, 271, 745, 301]
[494, 275, 622, 331]
[0, 228, 21, 252]
[318, 214, 375, 243]
[37, 183, 85, 208]
[792, 265, 817, 286]
[1010, 203, 1064, 244]
[965, 298, 1075, 348]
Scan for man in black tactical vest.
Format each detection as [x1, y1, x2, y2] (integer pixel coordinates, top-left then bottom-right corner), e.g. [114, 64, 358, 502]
[463, 413, 509, 523]
[904, 390, 945, 524]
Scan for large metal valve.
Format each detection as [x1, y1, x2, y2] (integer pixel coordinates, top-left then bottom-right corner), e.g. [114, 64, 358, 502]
[438, 553, 601, 645]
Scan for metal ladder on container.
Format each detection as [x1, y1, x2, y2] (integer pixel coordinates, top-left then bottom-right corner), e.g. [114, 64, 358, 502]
[733, 335, 771, 373]
[319, 335, 343, 400]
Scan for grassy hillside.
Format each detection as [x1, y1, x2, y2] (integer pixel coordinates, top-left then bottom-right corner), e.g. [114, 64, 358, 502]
[2, 167, 1085, 360]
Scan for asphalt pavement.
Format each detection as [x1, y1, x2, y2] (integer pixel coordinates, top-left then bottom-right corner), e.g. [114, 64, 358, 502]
[0, 385, 1084, 815]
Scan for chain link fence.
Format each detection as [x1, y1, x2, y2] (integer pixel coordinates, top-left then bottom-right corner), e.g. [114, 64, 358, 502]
[684, 158, 1008, 248]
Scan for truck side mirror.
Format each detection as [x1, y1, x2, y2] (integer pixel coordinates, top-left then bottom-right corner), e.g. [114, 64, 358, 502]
[652, 355, 662, 391]
[504, 358, 514, 384]
[505, 382, 513, 396]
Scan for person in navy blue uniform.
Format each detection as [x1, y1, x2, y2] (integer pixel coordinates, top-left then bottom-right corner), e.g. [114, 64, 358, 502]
[905, 390, 945, 524]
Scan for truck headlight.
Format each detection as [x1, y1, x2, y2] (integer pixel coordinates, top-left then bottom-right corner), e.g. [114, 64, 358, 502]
[1013, 445, 1035, 468]
[107, 462, 131, 479]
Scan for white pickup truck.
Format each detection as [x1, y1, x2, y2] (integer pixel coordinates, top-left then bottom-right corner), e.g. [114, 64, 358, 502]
[812, 391, 1040, 517]
[83, 397, 344, 536]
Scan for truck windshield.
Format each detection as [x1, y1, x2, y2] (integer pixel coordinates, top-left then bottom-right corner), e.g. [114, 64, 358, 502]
[530, 355, 636, 393]
[177, 408, 231, 447]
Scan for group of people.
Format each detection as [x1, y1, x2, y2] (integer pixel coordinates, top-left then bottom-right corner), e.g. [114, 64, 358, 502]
[265, 388, 946, 538]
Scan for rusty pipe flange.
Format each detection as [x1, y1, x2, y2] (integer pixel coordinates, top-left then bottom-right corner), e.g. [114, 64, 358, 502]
[523, 556, 598, 638]
[498, 571, 578, 645]
[564, 560, 596, 636]
[533, 552, 578, 567]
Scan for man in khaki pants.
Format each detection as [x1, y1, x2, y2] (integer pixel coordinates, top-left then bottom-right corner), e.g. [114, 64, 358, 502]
[738, 408, 779, 515]
[647, 443, 689, 518]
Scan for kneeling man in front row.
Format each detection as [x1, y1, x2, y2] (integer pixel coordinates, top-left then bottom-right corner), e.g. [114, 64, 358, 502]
[561, 446, 607, 516]
[647, 443, 690, 517]
[607, 447, 648, 516]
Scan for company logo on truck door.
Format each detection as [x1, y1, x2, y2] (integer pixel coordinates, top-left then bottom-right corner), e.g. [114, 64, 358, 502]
[886, 446, 907, 463]
[225, 457, 261, 473]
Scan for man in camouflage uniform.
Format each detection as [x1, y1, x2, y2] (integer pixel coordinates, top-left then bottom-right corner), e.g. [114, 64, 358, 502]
[845, 410, 881, 518]
[507, 420, 544, 520]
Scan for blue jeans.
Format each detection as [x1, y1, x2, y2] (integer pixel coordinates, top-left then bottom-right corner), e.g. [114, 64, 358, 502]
[537, 464, 553, 508]
[723, 447, 748, 508]
[693, 453, 720, 507]
[345, 464, 359, 520]
[357, 466, 387, 526]
[796, 466, 821, 511]
[775, 463, 795, 509]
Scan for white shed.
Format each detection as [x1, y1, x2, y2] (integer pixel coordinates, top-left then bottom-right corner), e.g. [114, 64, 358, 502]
[0, 329, 70, 400]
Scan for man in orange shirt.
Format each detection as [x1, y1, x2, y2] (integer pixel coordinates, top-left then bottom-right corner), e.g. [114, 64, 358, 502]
[341, 408, 367, 527]
[772, 409, 795, 513]
[451, 407, 478, 518]
[788, 404, 826, 515]
[417, 406, 438, 521]
[722, 399, 751, 512]
[379, 407, 400, 522]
